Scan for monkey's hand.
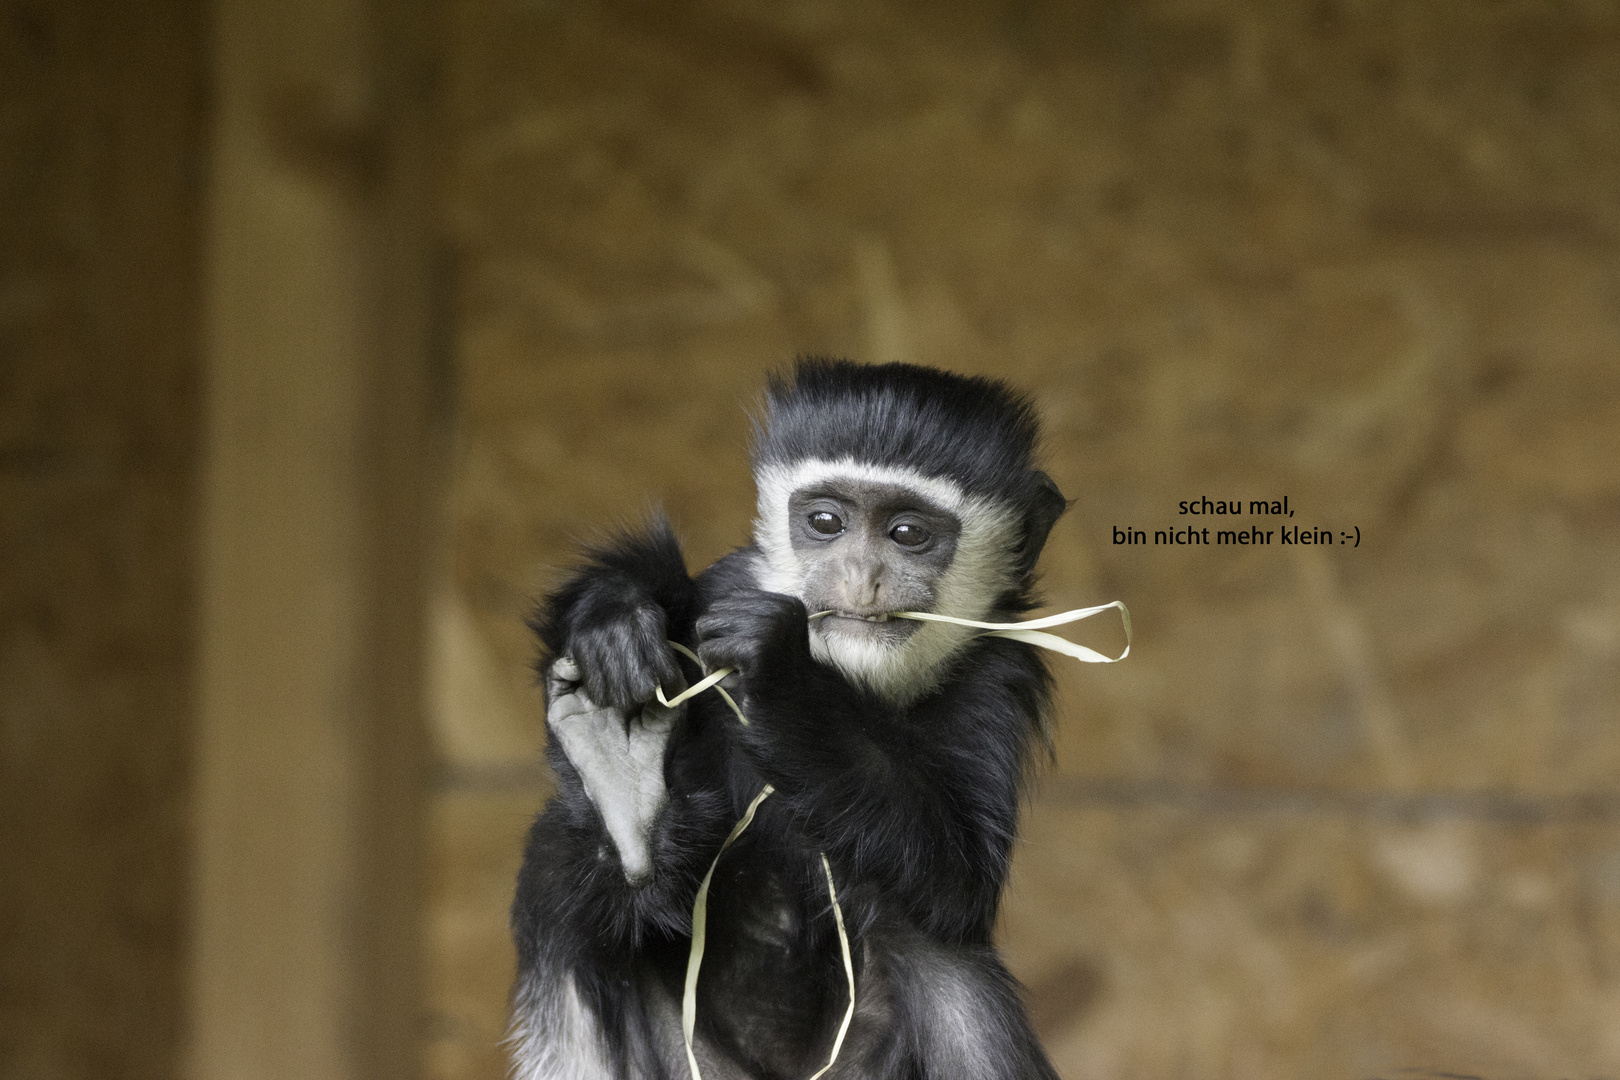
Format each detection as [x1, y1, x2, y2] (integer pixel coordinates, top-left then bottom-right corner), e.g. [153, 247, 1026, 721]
[563, 587, 684, 711]
[695, 590, 866, 796]
[545, 654, 680, 885]
[694, 589, 812, 694]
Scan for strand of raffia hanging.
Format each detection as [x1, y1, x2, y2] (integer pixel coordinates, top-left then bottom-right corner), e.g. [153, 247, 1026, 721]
[657, 600, 1130, 1080]
[661, 637, 851, 1080]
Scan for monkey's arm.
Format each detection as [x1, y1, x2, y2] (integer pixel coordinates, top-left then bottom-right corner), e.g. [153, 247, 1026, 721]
[696, 590, 1048, 942]
[516, 521, 727, 976]
[529, 514, 697, 710]
[512, 660, 731, 972]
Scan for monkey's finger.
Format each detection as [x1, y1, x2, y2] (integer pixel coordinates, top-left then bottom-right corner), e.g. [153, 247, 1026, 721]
[693, 637, 732, 672]
[656, 656, 689, 697]
[637, 697, 682, 735]
[545, 685, 592, 724]
[644, 647, 685, 696]
[546, 654, 583, 699]
[609, 666, 665, 711]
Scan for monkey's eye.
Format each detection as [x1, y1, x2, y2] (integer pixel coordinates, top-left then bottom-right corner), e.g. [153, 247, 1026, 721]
[889, 523, 930, 548]
[808, 511, 844, 536]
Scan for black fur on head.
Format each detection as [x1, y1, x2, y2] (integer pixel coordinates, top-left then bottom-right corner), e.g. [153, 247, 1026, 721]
[753, 357, 1069, 577]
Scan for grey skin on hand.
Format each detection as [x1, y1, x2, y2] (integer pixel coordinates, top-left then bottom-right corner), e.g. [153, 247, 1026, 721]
[545, 654, 681, 885]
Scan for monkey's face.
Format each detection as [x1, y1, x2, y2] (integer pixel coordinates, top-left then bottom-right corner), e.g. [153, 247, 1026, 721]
[787, 479, 962, 647]
[754, 458, 1024, 702]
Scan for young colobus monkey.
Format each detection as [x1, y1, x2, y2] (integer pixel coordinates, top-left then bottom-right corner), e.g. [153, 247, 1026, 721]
[513, 360, 1069, 1080]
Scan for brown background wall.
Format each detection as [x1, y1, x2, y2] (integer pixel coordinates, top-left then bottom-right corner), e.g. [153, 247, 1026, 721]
[0, 3, 204, 1077]
[3, 2, 1619, 1080]
[429, 2, 1620, 1079]
[2, 0, 436, 1077]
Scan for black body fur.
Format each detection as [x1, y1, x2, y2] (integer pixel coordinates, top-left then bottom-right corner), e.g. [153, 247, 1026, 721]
[512, 361, 1067, 1080]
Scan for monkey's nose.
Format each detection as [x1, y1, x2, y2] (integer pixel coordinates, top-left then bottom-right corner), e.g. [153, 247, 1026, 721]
[839, 564, 885, 609]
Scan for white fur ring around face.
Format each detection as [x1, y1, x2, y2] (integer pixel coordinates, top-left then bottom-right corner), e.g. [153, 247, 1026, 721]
[546, 654, 680, 885]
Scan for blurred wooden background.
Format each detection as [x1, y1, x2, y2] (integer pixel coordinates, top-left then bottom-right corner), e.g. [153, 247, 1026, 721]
[5, 2, 1620, 1079]
[429, 3, 1620, 1080]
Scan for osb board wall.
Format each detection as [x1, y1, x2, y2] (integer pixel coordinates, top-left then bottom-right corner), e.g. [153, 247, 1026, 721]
[429, 2, 1620, 1078]
[0, 2, 204, 1078]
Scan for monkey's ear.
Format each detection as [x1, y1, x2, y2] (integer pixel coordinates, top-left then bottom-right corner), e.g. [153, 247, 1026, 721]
[1017, 470, 1069, 576]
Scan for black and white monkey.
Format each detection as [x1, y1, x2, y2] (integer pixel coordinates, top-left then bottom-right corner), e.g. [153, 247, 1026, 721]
[512, 360, 1070, 1080]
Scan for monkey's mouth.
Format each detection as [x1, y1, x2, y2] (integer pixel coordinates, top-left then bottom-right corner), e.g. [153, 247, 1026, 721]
[813, 609, 919, 642]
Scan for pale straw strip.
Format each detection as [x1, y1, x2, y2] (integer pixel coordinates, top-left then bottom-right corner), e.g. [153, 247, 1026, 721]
[656, 665, 730, 709]
[895, 600, 1131, 663]
[682, 783, 775, 1080]
[895, 601, 1124, 631]
[666, 642, 749, 724]
[983, 628, 1126, 663]
[805, 852, 856, 1080]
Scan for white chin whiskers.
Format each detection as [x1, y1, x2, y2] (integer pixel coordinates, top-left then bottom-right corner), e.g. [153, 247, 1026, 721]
[807, 616, 974, 705]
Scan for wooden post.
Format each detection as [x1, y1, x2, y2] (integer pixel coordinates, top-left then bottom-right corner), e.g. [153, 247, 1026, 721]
[191, 0, 437, 1076]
